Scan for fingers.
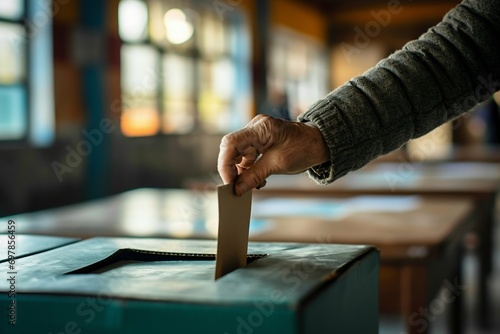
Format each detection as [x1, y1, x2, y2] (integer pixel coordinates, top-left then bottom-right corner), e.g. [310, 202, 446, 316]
[217, 125, 265, 185]
[217, 115, 304, 196]
[234, 151, 276, 196]
[217, 137, 239, 184]
[236, 146, 260, 170]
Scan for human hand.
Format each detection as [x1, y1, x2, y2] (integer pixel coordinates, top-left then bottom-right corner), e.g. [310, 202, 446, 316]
[217, 115, 330, 196]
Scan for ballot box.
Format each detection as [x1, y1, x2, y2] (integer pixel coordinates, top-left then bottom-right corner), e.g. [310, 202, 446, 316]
[0, 237, 378, 334]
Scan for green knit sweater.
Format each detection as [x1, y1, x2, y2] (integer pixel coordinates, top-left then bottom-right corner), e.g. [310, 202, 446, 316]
[298, 0, 500, 184]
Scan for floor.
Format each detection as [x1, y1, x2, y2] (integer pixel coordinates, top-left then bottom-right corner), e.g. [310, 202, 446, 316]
[380, 205, 500, 334]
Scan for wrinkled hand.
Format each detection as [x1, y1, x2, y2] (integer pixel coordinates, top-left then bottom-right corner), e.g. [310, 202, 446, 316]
[217, 115, 330, 196]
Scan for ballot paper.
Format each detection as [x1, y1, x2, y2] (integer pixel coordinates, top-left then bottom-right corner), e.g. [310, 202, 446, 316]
[215, 183, 252, 279]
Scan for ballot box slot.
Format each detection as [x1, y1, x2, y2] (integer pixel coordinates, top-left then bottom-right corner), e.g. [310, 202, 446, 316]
[64, 248, 266, 275]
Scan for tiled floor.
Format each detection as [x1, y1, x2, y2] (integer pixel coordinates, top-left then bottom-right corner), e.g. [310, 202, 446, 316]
[380, 210, 500, 333]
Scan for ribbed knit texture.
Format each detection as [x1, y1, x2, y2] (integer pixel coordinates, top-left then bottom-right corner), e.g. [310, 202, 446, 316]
[298, 0, 500, 184]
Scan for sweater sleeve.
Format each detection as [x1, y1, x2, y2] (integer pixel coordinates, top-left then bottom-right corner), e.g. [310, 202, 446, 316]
[297, 0, 500, 185]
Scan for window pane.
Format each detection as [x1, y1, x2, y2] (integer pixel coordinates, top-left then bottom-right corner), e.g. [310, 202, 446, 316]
[164, 8, 194, 45]
[198, 11, 226, 57]
[163, 54, 194, 98]
[162, 54, 195, 134]
[121, 108, 160, 137]
[212, 59, 235, 99]
[198, 59, 235, 133]
[0, 85, 26, 140]
[120, 44, 160, 136]
[0, 23, 25, 84]
[268, 28, 327, 119]
[0, 0, 23, 20]
[162, 99, 195, 134]
[118, 0, 148, 42]
[149, 1, 195, 50]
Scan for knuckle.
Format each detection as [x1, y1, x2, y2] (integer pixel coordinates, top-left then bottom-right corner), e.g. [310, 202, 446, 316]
[254, 114, 275, 128]
[219, 133, 234, 148]
[253, 114, 268, 122]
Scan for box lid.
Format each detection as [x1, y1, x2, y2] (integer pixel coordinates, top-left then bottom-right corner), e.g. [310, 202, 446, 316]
[0, 237, 375, 308]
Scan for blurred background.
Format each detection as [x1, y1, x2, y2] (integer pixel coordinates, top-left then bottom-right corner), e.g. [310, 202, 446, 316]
[3, 2, 500, 333]
[1, 0, 499, 216]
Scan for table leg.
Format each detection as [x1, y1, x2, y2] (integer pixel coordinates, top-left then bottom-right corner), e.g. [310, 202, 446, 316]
[478, 203, 493, 328]
[401, 265, 428, 334]
[448, 248, 464, 334]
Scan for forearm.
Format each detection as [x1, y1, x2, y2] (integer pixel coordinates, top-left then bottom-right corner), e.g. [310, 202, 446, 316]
[298, 0, 500, 184]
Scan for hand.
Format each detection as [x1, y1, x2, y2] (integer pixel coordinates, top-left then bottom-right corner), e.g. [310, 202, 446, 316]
[217, 115, 330, 196]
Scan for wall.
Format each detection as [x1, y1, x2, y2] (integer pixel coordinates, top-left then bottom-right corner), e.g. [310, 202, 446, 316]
[271, 0, 327, 42]
[328, 1, 457, 89]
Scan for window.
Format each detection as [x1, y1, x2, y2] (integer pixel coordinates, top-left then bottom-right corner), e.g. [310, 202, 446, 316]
[0, 0, 55, 146]
[118, 0, 251, 136]
[0, 0, 27, 141]
[268, 27, 328, 120]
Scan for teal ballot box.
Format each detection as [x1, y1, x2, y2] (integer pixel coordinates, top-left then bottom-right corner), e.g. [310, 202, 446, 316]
[0, 238, 379, 333]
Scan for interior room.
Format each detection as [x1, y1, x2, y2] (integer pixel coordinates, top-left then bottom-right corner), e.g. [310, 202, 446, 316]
[0, 0, 499, 333]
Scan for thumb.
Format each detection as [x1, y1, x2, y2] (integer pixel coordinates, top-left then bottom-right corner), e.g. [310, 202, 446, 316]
[234, 153, 275, 196]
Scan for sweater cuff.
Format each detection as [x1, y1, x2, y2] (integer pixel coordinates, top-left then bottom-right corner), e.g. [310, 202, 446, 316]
[298, 97, 354, 185]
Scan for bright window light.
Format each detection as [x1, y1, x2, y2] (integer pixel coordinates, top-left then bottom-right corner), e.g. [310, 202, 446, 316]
[0, 85, 26, 140]
[164, 8, 193, 45]
[118, 0, 251, 136]
[29, 0, 55, 146]
[119, 0, 148, 42]
[0, 0, 23, 20]
[0, 23, 25, 84]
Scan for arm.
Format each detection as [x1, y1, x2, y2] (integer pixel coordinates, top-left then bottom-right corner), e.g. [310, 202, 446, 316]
[298, 0, 500, 184]
[218, 0, 500, 195]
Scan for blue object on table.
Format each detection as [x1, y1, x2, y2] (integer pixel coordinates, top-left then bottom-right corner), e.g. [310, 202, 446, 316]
[0, 237, 379, 333]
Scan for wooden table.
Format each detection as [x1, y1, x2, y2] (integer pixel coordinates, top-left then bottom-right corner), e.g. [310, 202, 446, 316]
[261, 162, 500, 329]
[261, 162, 500, 197]
[440, 145, 500, 163]
[251, 194, 475, 334]
[0, 189, 222, 239]
[0, 188, 478, 334]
